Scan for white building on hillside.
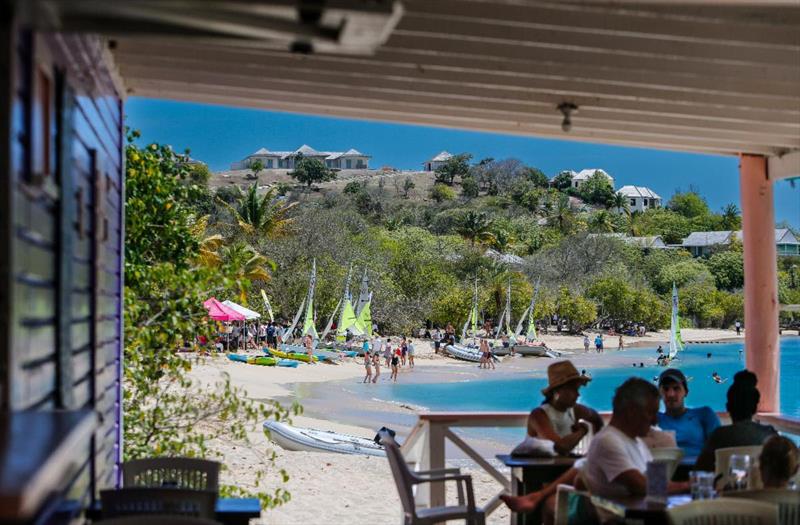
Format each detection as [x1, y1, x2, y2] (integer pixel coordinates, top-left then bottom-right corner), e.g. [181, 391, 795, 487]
[423, 151, 453, 171]
[568, 168, 615, 189]
[616, 185, 662, 212]
[681, 228, 799, 257]
[231, 144, 370, 170]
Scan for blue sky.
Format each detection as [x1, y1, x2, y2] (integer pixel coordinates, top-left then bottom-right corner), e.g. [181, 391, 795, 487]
[126, 98, 799, 228]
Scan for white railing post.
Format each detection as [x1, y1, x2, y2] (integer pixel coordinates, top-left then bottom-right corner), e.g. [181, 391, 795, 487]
[422, 419, 447, 508]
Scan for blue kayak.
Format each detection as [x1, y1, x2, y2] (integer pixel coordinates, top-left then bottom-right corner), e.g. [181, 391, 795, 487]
[227, 353, 249, 363]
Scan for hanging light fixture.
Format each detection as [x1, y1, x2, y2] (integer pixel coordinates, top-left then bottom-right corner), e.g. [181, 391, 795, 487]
[557, 102, 578, 133]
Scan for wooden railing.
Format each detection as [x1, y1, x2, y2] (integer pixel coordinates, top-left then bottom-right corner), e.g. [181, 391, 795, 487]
[400, 411, 800, 518]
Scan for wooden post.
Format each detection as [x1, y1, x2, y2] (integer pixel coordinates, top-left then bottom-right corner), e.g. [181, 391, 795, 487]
[739, 154, 780, 412]
[424, 421, 447, 508]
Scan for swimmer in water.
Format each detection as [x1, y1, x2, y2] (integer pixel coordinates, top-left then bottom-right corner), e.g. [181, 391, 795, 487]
[711, 371, 728, 384]
[707, 352, 712, 359]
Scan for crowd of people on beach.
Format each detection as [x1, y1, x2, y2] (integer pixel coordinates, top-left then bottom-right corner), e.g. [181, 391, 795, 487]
[361, 335, 416, 384]
[500, 359, 797, 524]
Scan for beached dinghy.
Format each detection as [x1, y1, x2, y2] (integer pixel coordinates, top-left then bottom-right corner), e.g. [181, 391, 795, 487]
[444, 344, 483, 362]
[263, 421, 385, 457]
[511, 344, 560, 358]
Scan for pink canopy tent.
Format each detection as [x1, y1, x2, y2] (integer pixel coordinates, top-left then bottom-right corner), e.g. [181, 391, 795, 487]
[203, 297, 245, 321]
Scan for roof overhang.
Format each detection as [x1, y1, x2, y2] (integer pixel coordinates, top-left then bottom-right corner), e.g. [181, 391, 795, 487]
[24, 1, 800, 158]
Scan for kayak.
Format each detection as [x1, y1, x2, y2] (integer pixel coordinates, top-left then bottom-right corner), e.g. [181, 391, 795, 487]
[227, 353, 299, 368]
[444, 344, 482, 362]
[263, 421, 385, 457]
[248, 356, 277, 366]
[271, 346, 322, 363]
[227, 353, 249, 363]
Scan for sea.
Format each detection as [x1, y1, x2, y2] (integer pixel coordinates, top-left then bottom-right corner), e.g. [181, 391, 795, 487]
[300, 337, 800, 448]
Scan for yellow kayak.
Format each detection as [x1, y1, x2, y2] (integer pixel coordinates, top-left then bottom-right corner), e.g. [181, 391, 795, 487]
[270, 348, 319, 363]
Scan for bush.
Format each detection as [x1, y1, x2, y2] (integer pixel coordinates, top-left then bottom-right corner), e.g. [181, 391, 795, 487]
[430, 184, 456, 202]
[461, 176, 479, 198]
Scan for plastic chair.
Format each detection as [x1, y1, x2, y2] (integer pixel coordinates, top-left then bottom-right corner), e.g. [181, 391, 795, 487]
[650, 447, 684, 480]
[725, 489, 800, 525]
[94, 516, 222, 525]
[667, 498, 778, 525]
[100, 488, 217, 519]
[554, 484, 599, 525]
[714, 446, 763, 490]
[378, 431, 485, 525]
[122, 458, 220, 491]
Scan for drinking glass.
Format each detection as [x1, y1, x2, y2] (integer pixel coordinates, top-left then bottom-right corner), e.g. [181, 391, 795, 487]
[728, 454, 751, 491]
[690, 470, 715, 500]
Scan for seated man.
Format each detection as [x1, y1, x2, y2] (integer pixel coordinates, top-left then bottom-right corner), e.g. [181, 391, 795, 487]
[656, 368, 720, 457]
[583, 377, 689, 498]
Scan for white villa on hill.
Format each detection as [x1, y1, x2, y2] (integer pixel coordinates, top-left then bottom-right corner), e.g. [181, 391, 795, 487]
[563, 168, 615, 189]
[423, 151, 454, 171]
[616, 185, 662, 212]
[231, 144, 370, 170]
[682, 228, 799, 257]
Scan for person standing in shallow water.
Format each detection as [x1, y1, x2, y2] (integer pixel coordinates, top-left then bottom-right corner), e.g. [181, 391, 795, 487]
[390, 348, 400, 382]
[618, 334, 624, 351]
[583, 334, 590, 353]
[362, 349, 372, 383]
[371, 351, 381, 383]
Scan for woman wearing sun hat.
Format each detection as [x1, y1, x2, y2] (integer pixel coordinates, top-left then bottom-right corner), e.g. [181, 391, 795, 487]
[527, 360, 604, 456]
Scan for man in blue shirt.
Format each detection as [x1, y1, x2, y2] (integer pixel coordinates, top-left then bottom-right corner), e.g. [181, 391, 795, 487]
[656, 368, 720, 458]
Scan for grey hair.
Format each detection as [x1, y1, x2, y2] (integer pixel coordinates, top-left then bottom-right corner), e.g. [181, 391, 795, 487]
[613, 377, 659, 414]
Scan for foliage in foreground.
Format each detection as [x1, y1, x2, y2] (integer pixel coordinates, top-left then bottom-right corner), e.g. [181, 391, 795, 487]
[124, 131, 300, 508]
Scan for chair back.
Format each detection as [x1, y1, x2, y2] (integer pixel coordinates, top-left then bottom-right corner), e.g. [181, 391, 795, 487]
[100, 488, 217, 519]
[725, 489, 800, 525]
[667, 498, 778, 525]
[554, 484, 598, 525]
[122, 458, 220, 491]
[95, 516, 222, 525]
[715, 446, 763, 490]
[650, 447, 684, 480]
[378, 431, 418, 520]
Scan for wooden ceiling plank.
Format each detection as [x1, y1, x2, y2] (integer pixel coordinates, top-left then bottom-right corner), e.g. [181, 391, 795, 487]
[112, 37, 800, 99]
[123, 75, 797, 151]
[128, 80, 781, 157]
[117, 61, 800, 129]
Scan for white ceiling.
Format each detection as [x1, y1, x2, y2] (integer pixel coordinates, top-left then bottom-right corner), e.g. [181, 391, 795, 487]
[109, 1, 800, 158]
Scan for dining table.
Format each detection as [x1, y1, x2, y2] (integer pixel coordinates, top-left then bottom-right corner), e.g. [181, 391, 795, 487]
[496, 454, 698, 525]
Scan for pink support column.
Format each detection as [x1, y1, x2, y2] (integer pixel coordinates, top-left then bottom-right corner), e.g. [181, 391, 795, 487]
[739, 154, 780, 412]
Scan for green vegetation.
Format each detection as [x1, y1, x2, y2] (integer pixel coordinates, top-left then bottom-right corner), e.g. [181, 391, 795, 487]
[124, 131, 299, 508]
[289, 153, 337, 188]
[167, 147, 791, 339]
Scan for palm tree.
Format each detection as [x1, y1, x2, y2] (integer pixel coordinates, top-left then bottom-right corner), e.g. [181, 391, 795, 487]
[490, 228, 516, 254]
[547, 194, 575, 234]
[188, 214, 224, 267]
[720, 203, 741, 230]
[589, 210, 614, 233]
[220, 184, 296, 240]
[457, 210, 496, 246]
[219, 243, 277, 303]
[612, 192, 630, 216]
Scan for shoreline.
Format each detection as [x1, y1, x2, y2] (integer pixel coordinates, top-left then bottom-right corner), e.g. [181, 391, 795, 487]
[189, 329, 752, 524]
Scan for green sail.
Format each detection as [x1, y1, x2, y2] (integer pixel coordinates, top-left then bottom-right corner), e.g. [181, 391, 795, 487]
[355, 300, 372, 337]
[337, 299, 359, 336]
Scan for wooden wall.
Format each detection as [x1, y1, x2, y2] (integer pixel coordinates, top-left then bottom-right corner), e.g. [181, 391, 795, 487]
[2, 21, 124, 515]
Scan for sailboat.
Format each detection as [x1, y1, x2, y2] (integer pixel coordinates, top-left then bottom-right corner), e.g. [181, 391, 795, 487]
[278, 260, 324, 358]
[491, 280, 515, 356]
[662, 283, 684, 366]
[354, 269, 373, 338]
[510, 281, 558, 358]
[318, 267, 371, 354]
[445, 279, 484, 362]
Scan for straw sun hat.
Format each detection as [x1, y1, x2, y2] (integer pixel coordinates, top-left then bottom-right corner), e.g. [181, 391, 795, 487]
[541, 360, 591, 396]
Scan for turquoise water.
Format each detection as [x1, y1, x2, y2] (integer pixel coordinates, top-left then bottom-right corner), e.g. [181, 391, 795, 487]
[375, 337, 800, 417]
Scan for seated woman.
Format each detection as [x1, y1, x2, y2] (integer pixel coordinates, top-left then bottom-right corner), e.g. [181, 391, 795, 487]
[759, 435, 798, 489]
[527, 360, 604, 456]
[695, 370, 777, 472]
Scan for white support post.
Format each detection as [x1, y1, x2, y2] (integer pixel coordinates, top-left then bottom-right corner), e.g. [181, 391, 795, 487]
[424, 421, 447, 508]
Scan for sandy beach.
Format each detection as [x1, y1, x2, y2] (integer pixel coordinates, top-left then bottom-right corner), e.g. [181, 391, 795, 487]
[188, 328, 744, 525]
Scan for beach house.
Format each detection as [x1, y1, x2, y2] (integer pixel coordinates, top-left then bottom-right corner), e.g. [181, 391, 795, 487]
[1, 1, 798, 523]
[231, 145, 370, 170]
[682, 229, 799, 257]
[616, 185, 662, 212]
[568, 168, 615, 189]
[423, 151, 454, 171]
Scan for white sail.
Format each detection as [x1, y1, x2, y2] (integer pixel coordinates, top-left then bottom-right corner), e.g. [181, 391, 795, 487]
[320, 298, 342, 341]
[282, 296, 306, 343]
[668, 283, 684, 360]
[302, 260, 318, 339]
[524, 280, 540, 342]
[355, 269, 370, 316]
[514, 304, 530, 338]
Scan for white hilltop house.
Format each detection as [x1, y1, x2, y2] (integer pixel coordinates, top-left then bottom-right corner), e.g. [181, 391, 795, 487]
[616, 185, 662, 212]
[423, 151, 454, 171]
[563, 168, 615, 189]
[231, 144, 370, 170]
[681, 228, 800, 257]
